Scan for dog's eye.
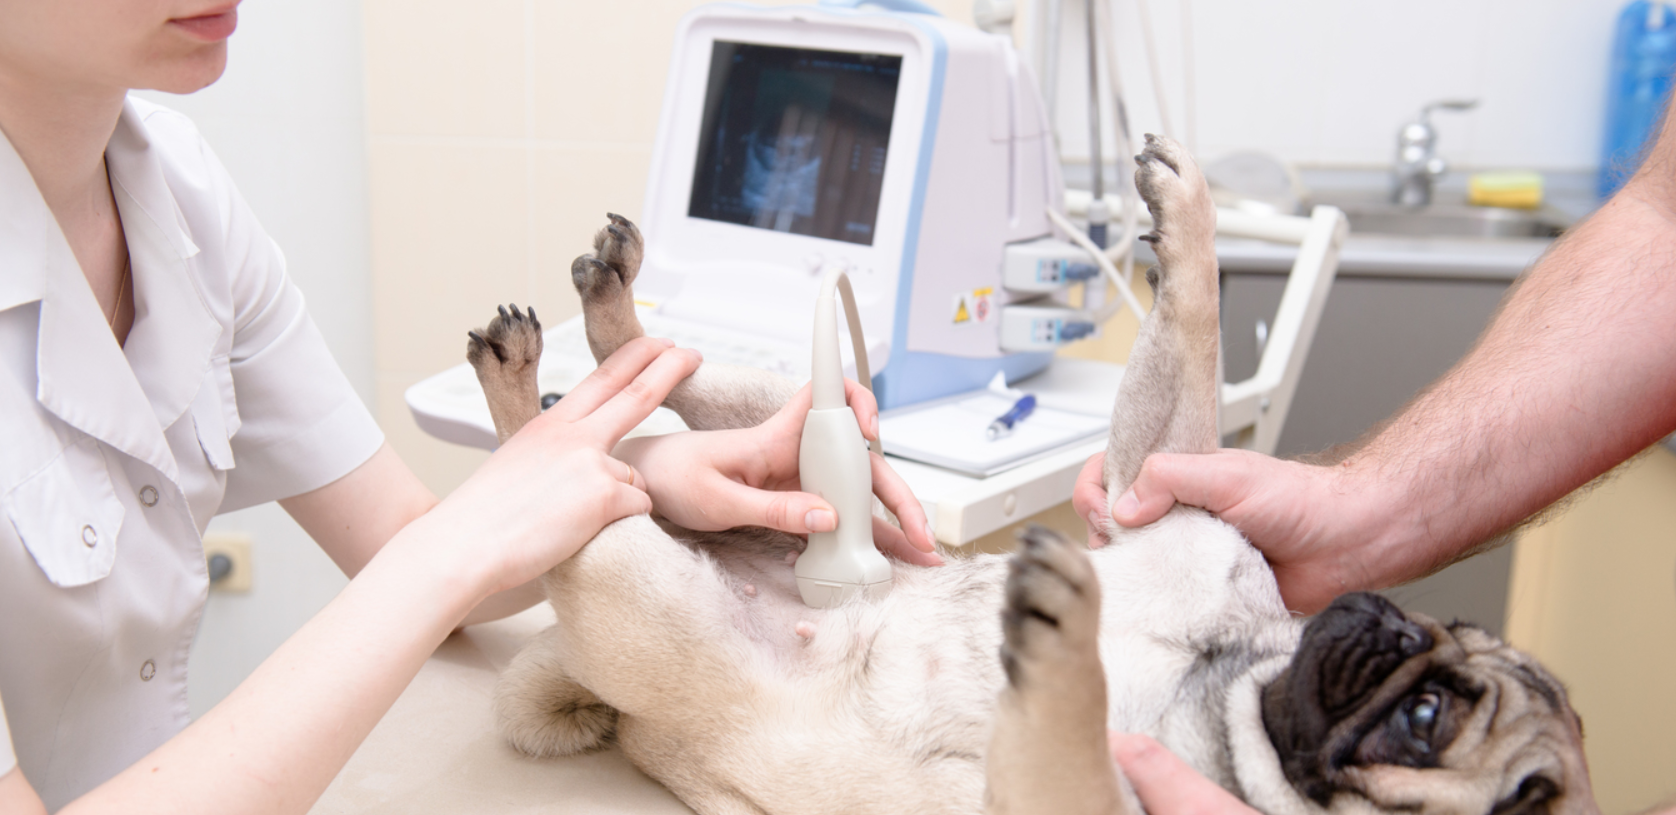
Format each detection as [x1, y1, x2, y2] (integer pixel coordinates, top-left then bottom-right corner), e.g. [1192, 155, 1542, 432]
[1404, 692, 1441, 751]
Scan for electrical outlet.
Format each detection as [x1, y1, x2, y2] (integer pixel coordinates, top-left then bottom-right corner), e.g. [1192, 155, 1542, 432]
[202, 532, 252, 593]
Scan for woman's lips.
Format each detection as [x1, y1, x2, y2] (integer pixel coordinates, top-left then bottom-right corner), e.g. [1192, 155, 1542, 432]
[170, 9, 238, 41]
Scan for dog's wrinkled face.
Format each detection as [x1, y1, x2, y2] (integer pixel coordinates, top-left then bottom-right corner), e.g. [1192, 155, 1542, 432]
[1262, 593, 1596, 815]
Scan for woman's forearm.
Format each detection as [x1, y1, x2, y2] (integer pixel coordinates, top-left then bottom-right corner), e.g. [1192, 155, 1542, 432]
[63, 513, 491, 815]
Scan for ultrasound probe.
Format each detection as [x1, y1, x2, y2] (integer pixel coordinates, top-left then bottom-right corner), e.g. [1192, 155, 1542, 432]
[795, 269, 892, 608]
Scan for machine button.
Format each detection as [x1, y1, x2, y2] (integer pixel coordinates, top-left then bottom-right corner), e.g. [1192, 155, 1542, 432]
[81, 524, 98, 548]
[138, 485, 159, 507]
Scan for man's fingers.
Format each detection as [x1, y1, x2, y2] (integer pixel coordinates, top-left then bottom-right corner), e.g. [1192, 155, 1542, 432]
[869, 453, 934, 553]
[582, 347, 703, 443]
[1110, 454, 1196, 528]
[1071, 451, 1110, 547]
[1109, 733, 1258, 815]
[545, 337, 675, 421]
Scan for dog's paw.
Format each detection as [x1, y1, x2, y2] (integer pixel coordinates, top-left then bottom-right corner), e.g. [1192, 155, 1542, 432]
[495, 633, 619, 757]
[467, 303, 543, 379]
[1000, 526, 1104, 692]
[1134, 135, 1215, 262]
[572, 212, 643, 305]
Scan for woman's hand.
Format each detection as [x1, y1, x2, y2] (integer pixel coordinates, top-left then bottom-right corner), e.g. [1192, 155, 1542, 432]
[614, 379, 943, 567]
[415, 337, 703, 597]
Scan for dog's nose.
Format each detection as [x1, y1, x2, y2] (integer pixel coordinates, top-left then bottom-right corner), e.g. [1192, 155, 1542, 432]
[1327, 592, 1432, 658]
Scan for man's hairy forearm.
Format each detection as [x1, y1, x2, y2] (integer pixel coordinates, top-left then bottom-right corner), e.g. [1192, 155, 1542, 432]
[1344, 174, 1676, 580]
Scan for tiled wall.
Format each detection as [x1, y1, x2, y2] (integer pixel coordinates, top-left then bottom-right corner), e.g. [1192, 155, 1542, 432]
[362, 0, 973, 494]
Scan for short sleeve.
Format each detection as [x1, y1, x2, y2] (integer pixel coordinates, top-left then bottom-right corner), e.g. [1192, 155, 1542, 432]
[220, 265, 384, 511]
[138, 102, 385, 511]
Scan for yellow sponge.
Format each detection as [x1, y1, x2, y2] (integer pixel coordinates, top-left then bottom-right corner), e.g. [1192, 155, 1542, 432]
[1468, 172, 1544, 209]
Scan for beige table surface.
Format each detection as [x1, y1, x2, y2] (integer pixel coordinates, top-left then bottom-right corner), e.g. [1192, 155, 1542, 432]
[312, 606, 694, 814]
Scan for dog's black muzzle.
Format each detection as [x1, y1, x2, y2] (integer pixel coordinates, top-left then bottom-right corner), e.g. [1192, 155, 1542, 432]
[1261, 592, 1437, 803]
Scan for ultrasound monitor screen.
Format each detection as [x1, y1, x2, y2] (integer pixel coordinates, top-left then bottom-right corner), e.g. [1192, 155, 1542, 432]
[688, 42, 902, 246]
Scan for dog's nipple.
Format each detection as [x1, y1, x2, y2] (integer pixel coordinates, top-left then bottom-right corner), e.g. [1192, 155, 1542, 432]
[795, 622, 816, 639]
[743, 583, 757, 597]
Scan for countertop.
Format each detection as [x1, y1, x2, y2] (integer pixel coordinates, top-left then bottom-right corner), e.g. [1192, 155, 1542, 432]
[310, 606, 694, 815]
[1136, 167, 1600, 280]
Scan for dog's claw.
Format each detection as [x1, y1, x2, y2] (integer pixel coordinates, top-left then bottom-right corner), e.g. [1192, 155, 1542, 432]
[498, 304, 510, 320]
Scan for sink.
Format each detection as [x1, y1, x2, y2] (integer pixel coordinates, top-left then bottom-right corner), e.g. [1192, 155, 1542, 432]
[1334, 202, 1567, 239]
[1304, 191, 1572, 240]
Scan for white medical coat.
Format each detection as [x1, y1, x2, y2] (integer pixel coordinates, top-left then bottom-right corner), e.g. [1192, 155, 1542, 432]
[0, 96, 384, 810]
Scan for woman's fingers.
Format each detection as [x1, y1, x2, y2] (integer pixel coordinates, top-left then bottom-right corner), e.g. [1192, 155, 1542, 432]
[869, 453, 934, 553]
[844, 378, 882, 441]
[583, 346, 704, 443]
[694, 479, 838, 535]
[871, 516, 944, 566]
[547, 336, 676, 422]
[604, 477, 654, 523]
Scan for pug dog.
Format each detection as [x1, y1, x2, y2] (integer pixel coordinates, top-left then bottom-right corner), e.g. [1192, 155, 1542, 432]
[466, 135, 1598, 815]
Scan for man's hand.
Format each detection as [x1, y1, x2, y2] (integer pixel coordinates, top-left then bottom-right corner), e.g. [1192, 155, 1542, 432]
[1109, 733, 1260, 815]
[614, 379, 942, 567]
[1072, 448, 1383, 615]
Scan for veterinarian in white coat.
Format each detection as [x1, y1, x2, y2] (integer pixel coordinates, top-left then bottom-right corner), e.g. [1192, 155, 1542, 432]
[0, 3, 933, 813]
[1074, 88, 1676, 815]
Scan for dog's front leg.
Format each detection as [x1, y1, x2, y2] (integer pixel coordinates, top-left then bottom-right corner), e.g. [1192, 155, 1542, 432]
[986, 527, 1139, 815]
[1102, 135, 1221, 496]
[572, 214, 798, 431]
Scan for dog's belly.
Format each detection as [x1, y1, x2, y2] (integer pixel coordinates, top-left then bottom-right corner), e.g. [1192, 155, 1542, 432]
[604, 534, 1013, 814]
[554, 512, 1292, 815]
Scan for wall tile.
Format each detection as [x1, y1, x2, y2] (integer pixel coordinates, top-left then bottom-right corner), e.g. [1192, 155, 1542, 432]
[369, 140, 530, 375]
[527, 144, 654, 326]
[363, 0, 526, 138]
[377, 372, 492, 497]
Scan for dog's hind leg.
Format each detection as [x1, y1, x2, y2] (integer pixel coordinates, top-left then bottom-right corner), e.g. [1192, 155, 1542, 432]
[986, 527, 1138, 815]
[495, 627, 620, 756]
[573, 214, 797, 431]
[1102, 135, 1221, 497]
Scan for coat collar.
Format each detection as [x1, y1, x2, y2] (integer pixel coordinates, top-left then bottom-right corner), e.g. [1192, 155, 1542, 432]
[6, 97, 220, 484]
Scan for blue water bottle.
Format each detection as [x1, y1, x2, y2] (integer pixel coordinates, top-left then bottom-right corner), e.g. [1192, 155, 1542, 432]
[1599, 0, 1676, 198]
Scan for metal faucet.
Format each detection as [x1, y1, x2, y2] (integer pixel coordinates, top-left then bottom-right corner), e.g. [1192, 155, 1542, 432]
[1391, 99, 1478, 206]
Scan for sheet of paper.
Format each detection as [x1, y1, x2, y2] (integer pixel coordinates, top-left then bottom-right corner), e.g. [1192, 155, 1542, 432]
[879, 392, 1107, 477]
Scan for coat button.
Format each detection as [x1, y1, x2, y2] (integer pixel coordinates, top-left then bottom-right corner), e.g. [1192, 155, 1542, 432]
[138, 485, 159, 507]
[81, 524, 98, 547]
[140, 659, 156, 682]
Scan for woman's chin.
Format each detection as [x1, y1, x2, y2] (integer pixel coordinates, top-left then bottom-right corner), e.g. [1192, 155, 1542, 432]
[141, 45, 229, 95]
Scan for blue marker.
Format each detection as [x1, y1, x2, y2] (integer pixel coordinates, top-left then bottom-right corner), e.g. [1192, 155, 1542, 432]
[986, 394, 1037, 440]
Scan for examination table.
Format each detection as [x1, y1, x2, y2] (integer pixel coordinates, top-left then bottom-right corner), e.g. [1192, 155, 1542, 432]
[310, 605, 694, 814]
